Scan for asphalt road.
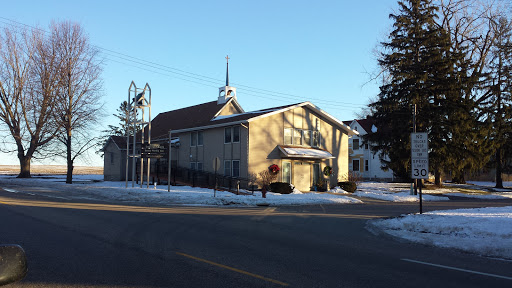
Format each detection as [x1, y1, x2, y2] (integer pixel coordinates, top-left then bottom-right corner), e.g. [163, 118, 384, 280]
[1, 186, 512, 287]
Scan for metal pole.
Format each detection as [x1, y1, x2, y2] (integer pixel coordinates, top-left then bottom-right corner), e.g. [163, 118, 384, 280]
[419, 180, 423, 214]
[141, 104, 144, 188]
[131, 101, 136, 188]
[168, 130, 172, 192]
[214, 158, 217, 197]
[413, 104, 417, 196]
[125, 106, 129, 188]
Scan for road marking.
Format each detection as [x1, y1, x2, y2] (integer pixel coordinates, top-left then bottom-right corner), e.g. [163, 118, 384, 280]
[402, 258, 512, 281]
[251, 207, 276, 220]
[176, 252, 289, 286]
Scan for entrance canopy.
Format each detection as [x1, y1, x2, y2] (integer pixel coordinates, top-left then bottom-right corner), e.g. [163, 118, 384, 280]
[278, 145, 334, 159]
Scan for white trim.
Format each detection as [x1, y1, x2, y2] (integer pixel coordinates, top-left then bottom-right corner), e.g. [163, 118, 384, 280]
[212, 98, 245, 119]
[173, 102, 358, 136]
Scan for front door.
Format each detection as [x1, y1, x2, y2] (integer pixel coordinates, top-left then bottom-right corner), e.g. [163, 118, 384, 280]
[293, 162, 311, 192]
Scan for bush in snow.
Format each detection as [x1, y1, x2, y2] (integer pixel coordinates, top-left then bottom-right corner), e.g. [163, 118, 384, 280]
[269, 182, 294, 194]
[338, 181, 357, 193]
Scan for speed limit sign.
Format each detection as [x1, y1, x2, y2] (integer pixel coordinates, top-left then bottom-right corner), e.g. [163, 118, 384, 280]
[411, 133, 429, 179]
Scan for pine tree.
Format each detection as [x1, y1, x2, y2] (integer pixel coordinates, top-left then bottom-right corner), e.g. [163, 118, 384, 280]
[97, 101, 139, 154]
[366, 0, 457, 182]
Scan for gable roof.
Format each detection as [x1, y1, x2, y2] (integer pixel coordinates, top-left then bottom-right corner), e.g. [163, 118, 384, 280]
[147, 98, 243, 140]
[102, 135, 127, 151]
[171, 101, 357, 136]
[343, 118, 374, 134]
[356, 118, 375, 134]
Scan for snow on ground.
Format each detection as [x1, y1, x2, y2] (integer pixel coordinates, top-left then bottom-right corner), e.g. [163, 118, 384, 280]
[354, 182, 449, 202]
[0, 175, 361, 207]
[352, 181, 512, 202]
[371, 206, 512, 259]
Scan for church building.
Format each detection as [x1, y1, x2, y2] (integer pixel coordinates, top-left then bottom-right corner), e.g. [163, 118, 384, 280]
[103, 59, 357, 191]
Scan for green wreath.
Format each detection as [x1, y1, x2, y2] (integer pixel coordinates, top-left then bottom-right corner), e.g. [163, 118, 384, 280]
[323, 166, 333, 176]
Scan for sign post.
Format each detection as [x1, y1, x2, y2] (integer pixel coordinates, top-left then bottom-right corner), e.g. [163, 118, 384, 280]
[411, 132, 428, 214]
[213, 157, 220, 197]
[168, 130, 172, 192]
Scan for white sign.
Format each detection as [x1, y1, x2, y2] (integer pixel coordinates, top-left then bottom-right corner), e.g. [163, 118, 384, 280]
[411, 133, 429, 179]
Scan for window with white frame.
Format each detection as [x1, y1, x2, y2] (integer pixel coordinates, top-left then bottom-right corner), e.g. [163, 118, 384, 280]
[191, 132, 197, 146]
[284, 128, 293, 145]
[232, 160, 240, 177]
[353, 139, 360, 150]
[233, 126, 240, 143]
[352, 159, 360, 171]
[224, 160, 231, 176]
[282, 161, 291, 184]
[198, 131, 203, 146]
[303, 130, 311, 146]
[365, 160, 369, 171]
[224, 128, 232, 143]
[294, 129, 303, 145]
[190, 162, 203, 171]
[312, 131, 320, 147]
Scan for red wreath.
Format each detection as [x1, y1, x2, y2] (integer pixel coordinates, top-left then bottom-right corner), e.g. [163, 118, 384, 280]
[268, 164, 280, 174]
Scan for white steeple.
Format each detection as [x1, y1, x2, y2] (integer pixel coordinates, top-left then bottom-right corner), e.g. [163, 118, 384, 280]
[218, 55, 237, 104]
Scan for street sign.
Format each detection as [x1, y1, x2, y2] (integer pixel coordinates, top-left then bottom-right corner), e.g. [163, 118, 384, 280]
[213, 157, 220, 171]
[411, 133, 429, 179]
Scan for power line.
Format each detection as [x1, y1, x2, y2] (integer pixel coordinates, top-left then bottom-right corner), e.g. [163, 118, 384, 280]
[0, 17, 370, 110]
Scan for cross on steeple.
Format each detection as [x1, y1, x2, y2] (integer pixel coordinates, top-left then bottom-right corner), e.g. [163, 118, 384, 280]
[225, 55, 230, 63]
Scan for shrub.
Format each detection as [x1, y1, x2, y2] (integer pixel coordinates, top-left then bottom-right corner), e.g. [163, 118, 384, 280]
[269, 182, 293, 194]
[338, 181, 357, 193]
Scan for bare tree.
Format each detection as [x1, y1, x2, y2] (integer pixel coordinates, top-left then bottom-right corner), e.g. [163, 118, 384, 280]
[51, 21, 103, 184]
[0, 26, 61, 178]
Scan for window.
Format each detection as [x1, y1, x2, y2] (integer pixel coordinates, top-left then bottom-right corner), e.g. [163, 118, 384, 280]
[312, 163, 320, 185]
[190, 162, 197, 170]
[303, 130, 311, 146]
[352, 159, 360, 172]
[312, 131, 319, 147]
[364, 143, 369, 150]
[353, 139, 360, 150]
[233, 126, 240, 143]
[198, 131, 203, 146]
[294, 129, 302, 145]
[191, 132, 197, 146]
[315, 118, 320, 131]
[282, 162, 291, 184]
[224, 127, 231, 143]
[365, 160, 369, 171]
[197, 162, 203, 171]
[110, 152, 114, 165]
[232, 160, 240, 177]
[224, 160, 231, 176]
[284, 128, 293, 145]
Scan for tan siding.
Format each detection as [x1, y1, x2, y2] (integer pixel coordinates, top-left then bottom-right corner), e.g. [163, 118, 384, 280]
[217, 101, 242, 116]
[248, 106, 350, 190]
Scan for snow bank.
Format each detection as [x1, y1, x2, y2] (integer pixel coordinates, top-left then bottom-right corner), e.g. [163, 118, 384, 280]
[0, 175, 361, 207]
[372, 206, 512, 259]
[354, 182, 449, 202]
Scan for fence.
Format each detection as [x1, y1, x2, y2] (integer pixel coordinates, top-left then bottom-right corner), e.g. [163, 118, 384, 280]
[144, 163, 258, 194]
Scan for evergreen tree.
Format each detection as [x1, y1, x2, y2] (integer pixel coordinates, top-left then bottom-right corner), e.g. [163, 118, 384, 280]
[366, 0, 456, 183]
[97, 101, 139, 154]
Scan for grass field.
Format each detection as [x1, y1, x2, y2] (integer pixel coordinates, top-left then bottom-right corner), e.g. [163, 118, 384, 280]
[0, 165, 103, 175]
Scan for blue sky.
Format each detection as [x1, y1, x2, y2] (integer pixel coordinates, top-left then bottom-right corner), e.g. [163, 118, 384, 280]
[1, 0, 398, 166]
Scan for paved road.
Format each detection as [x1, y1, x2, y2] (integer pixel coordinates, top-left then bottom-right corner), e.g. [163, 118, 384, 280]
[1, 186, 512, 287]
